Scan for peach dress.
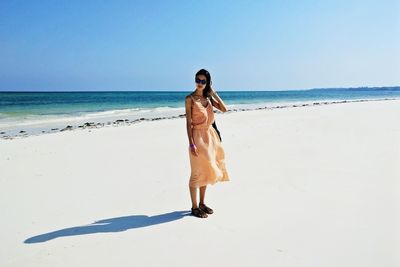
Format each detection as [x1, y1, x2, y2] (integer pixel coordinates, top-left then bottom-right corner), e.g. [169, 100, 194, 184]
[188, 95, 230, 188]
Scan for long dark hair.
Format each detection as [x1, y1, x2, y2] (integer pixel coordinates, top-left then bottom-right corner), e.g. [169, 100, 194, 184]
[195, 69, 223, 142]
[195, 69, 212, 99]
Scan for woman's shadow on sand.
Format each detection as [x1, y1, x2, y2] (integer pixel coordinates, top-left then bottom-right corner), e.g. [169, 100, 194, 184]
[24, 210, 191, 244]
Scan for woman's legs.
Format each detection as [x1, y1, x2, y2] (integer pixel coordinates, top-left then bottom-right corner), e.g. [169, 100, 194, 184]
[189, 185, 207, 208]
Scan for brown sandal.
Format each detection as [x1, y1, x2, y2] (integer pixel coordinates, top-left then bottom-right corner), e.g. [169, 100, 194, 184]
[199, 203, 214, 214]
[191, 207, 208, 218]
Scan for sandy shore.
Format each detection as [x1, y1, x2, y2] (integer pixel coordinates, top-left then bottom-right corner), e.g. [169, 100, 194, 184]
[1, 99, 399, 266]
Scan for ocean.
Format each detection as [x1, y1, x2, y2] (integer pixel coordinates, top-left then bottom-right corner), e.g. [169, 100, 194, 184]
[1, 87, 399, 138]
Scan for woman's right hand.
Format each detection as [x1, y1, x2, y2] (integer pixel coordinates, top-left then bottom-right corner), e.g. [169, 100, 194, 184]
[189, 144, 199, 157]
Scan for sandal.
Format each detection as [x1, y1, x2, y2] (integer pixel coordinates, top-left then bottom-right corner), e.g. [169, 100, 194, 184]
[199, 203, 214, 214]
[191, 207, 208, 218]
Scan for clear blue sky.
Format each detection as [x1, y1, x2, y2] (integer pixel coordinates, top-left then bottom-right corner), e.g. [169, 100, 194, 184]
[0, 0, 399, 91]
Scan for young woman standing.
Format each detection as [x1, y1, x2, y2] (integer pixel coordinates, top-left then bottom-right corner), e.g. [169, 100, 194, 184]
[185, 69, 230, 218]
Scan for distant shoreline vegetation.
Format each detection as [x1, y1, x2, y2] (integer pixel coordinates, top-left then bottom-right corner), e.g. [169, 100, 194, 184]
[308, 86, 400, 91]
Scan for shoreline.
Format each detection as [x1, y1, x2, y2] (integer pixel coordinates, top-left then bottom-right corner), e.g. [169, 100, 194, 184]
[1, 97, 398, 140]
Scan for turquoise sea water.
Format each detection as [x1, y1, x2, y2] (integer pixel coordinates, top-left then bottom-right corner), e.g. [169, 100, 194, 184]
[0, 87, 399, 138]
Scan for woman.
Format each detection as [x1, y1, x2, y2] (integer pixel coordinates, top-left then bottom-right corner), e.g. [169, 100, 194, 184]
[185, 69, 230, 218]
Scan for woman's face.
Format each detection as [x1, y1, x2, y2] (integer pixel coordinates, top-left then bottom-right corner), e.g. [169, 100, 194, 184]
[195, 74, 207, 90]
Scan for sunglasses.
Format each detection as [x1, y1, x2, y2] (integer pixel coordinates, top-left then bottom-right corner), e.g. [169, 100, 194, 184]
[195, 78, 207, 85]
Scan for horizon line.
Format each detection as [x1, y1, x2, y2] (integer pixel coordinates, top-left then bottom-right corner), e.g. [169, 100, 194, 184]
[0, 85, 399, 93]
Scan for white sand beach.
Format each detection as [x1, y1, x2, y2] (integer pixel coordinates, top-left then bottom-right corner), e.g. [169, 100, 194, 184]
[1, 99, 399, 267]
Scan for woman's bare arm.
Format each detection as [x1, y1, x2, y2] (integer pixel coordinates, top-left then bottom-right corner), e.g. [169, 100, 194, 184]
[210, 89, 228, 112]
[185, 96, 195, 145]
